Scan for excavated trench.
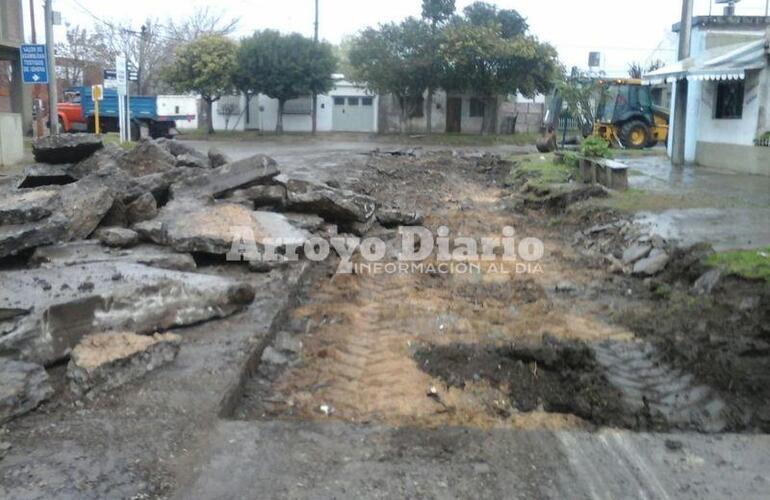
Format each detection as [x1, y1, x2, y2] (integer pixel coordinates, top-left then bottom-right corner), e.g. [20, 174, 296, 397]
[226, 152, 755, 433]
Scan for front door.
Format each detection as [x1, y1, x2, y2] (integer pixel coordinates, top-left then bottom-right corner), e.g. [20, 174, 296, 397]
[446, 97, 462, 133]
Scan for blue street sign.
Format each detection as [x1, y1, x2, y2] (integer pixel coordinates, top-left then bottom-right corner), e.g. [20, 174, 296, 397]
[20, 44, 49, 84]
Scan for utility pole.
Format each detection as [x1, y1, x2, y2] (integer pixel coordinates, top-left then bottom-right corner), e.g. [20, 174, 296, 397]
[44, 0, 58, 135]
[30, 0, 44, 138]
[311, 0, 319, 135]
[138, 25, 147, 95]
[672, 0, 694, 166]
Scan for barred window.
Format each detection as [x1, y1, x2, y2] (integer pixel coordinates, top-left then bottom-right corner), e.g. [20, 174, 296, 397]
[470, 98, 485, 118]
[715, 81, 744, 120]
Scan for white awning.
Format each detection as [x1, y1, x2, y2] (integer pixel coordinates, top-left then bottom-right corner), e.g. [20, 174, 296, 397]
[643, 37, 769, 85]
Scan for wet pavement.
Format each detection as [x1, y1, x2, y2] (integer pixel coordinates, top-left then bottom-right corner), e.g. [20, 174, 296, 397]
[620, 154, 770, 251]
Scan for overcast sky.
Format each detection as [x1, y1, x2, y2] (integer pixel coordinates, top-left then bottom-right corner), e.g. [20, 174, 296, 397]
[25, 0, 770, 76]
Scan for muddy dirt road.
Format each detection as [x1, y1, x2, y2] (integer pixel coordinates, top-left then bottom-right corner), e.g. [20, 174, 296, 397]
[2, 140, 769, 499]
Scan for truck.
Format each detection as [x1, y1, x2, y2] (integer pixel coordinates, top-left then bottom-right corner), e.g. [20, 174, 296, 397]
[57, 86, 196, 139]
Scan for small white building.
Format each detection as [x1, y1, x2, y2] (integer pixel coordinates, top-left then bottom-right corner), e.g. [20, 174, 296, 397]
[646, 16, 770, 175]
[157, 95, 199, 130]
[377, 91, 526, 134]
[212, 79, 378, 133]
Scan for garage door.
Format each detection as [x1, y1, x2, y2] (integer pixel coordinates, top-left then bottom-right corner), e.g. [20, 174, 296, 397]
[332, 96, 375, 132]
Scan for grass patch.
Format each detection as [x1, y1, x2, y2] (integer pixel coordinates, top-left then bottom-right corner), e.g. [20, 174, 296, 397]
[100, 133, 136, 150]
[705, 247, 770, 283]
[508, 153, 576, 188]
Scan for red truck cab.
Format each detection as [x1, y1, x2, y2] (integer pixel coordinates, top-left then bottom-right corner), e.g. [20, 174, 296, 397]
[57, 91, 86, 132]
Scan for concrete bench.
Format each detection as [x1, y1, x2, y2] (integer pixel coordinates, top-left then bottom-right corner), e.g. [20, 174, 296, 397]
[579, 157, 629, 191]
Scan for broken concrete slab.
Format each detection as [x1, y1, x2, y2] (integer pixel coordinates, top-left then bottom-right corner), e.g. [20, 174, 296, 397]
[171, 154, 280, 200]
[208, 148, 230, 168]
[58, 178, 114, 241]
[282, 178, 377, 232]
[32, 134, 103, 164]
[0, 262, 255, 364]
[125, 193, 158, 224]
[377, 208, 424, 228]
[94, 227, 139, 248]
[282, 213, 327, 232]
[622, 244, 652, 265]
[117, 140, 176, 177]
[633, 249, 670, 276]
[157, 138, 208, 161]
[228, 185, 287, 208]
[0, 359, 54, 424]
[17, 164, 76, 189]
[99, 198, 129, 228]
[692, 269, 722, 296]
[0, 215, 67, 259]
[175, 153, 210, 169]
[86, 164, 199, 205]
[30, 241, 197, 272]
[69, 143, 128, 180]
[67, 332, 181, 396]
[149, 199, 308, 255]
[0, 189, 60, 226]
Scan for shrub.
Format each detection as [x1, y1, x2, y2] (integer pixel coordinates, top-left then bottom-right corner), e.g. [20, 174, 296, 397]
[580, 136, 612, 159]
[563, 151, 580, 168]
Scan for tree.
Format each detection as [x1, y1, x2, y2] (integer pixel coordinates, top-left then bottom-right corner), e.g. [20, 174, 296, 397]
[162, 35, 238, 134]
[440, 20, 559, 133]
[349, 19, 434, 132]
[235, 31, 336, 133]
[421, 0, 456, 134]
[55, 25, 105, 88]
[463, 2, 528, 39]
[91, 19, 170, 95]
[165, 7, 239, 49]
[628, 60, 665, 79]
[333, 36, 356, 79]
[422, 0, 456, 27]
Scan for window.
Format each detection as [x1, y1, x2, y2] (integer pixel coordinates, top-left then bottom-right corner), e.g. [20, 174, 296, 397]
[334, 97, 345, 106]
[283, 96, 312, 115]
[362, 97, 373, 106]
[348, 97, 359, 106]
[715, 81, 744, 119]
[470, 98, 485, 118]
[404, 96, 424, 118]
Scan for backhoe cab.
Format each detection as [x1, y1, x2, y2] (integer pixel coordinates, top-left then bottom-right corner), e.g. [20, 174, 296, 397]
[593, 79, 669, 149]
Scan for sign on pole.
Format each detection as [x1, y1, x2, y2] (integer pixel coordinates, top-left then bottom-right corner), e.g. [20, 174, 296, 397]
[115, 55, 130, 142]
[91, 85, 104, 102]
[19, 44, 49, 84]
[92, 85, 103, 135]
[115, 56, 128, 94]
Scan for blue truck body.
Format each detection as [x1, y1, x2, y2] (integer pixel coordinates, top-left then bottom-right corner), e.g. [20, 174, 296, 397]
[65, 86, 181, 138]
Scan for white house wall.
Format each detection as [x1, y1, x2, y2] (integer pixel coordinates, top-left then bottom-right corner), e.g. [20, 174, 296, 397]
[211, 81, 376, 133]
[697, 71, 763, 147]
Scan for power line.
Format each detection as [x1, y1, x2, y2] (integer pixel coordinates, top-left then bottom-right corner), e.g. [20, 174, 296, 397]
[65, 0, 193, 44]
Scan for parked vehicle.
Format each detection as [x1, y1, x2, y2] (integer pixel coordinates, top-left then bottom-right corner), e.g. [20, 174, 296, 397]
[57, 87, 189, 139]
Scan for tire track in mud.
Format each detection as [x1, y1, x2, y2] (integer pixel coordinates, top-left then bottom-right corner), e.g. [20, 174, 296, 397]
[592, 340, 727, 432]
[275, 271, 445, 423]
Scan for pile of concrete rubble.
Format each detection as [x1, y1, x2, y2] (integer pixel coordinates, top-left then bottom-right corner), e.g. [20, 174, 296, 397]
[573, 220, 674, 277]
[0, 134, 410, 424]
